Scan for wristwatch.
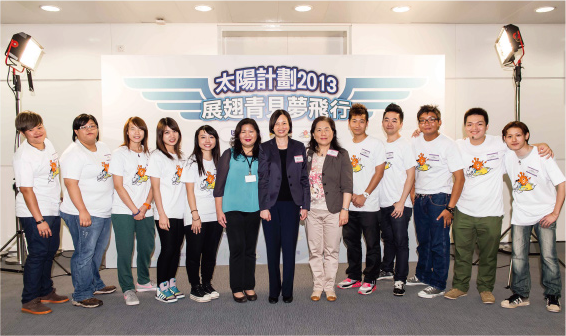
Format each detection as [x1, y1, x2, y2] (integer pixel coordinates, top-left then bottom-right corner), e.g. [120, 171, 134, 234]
[362, 192, 370, 198]
[445, 206, 455, 215]
[341, 207, 349, 212]
[36, 219, 45, 225]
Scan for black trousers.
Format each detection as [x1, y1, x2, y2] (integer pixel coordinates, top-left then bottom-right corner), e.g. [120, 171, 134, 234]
[155, 218, 185, 284]
[342, 211, 381, 282]
[262, 201, 301, 298]
[379, 205, 412, 282]
[225, 211, 261, 293]
[184, 220, 224, 287]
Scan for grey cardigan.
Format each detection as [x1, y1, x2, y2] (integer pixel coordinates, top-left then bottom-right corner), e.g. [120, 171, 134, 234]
[306, 147, 353, 214]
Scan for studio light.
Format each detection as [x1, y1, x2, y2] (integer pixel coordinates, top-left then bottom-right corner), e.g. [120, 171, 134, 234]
[5, 32, 44, 71]
[495, 24, 524, 121]
[535, 6, 555, 13]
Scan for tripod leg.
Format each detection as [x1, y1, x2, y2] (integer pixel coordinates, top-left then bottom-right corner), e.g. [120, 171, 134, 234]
[0, 234, 18, 252]
[52, 258, 71, 276]
[506, 258, 512, 289]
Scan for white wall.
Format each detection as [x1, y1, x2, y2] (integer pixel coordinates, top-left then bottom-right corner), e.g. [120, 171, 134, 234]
[1, 23, 564, 254]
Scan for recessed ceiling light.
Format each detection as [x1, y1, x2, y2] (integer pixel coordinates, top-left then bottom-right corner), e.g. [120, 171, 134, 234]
[195, 5, 213, 12]
[40, 5, 61, 12]
[392, 6, 411, 13]
[535, 6, 555, 13]
[295, 5, 312, 12]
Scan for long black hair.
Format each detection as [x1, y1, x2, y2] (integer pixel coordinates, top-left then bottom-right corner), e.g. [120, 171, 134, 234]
[230, 118, 261, 159]
[156, 117, 182, 160]
[191, 125, 220, 176]
[307, 116, 342, 153]
[72, 114, 99, 142]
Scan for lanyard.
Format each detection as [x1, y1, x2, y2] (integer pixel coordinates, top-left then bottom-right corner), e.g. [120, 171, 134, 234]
[244, 154, 254, 175]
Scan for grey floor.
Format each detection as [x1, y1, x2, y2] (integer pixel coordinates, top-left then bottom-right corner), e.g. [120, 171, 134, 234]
[1, 248, 565, 335]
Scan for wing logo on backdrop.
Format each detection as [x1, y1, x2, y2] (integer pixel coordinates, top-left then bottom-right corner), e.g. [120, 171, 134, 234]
[124, 66, 427, 121]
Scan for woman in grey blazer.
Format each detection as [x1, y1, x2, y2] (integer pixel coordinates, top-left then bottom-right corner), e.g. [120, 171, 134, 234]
[305, 116, 353, 302]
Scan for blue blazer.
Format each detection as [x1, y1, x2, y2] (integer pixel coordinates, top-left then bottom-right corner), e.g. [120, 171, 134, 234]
[258, 138, 310, 211]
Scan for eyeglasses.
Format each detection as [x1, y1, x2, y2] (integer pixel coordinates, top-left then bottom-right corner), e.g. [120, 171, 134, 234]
[79, 125, 98, 130]
[418, 118, 438, 125]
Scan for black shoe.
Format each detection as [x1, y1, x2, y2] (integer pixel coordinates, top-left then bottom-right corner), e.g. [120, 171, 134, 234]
[233, 293, 247, 303]
[245, 291, 257, 301]
[190, 285, 212, 303]
[393, 281, 405, 296]
[268, 297, 278, 304]
[546, 295, 561, 313]
[283, 296, 293, 303]
[202, 283, 219, 299]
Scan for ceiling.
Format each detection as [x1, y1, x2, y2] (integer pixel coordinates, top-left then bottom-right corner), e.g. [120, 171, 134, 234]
[1, 1, 564, 25]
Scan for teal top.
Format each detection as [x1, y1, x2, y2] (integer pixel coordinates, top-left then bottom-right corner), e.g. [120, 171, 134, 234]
[222, 152, 259, 213]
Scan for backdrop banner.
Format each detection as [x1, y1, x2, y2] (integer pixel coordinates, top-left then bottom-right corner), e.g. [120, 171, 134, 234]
[101, 55, 445, 268]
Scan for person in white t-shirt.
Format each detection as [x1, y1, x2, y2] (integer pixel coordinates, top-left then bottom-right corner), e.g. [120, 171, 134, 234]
[13, 111, 69, 315]
[109, 117, 157, 306]
[408, 105, 465, 299]
[500, 121, 565, 313]
[181, 125, 223, 303]
[146, 117, 187, 304]
[60, 114, 116, 309]
[338, 104, 385, 295]
[378, 104, 416, 296]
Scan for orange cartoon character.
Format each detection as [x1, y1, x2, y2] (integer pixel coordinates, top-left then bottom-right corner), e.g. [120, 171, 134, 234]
[97, 162, 112, 182]
[205, 171, 216, 189]
[132, 165, 149, 185]
[351, 155, 363, 172]
[48, 160, 60, 182]
[171, 165, 183, 185]
[514, 172, 534, 192]
[466, 157, 491, 178]
[416, 153, 430, 171]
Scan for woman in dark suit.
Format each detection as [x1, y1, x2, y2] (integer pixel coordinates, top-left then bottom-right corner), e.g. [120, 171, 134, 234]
[258, 110, 310, 304]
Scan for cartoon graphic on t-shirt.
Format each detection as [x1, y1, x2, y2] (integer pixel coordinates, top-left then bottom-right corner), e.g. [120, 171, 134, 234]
[97, 162, 112, 182]
[132, 165, 149, 185]
[351, 155, 364, 172]
[513, 172, 535, 193]
[384, 162, 392, 170]
[300, 130, 311, 139]
[416, 153, 431, 171]
[465, 157, 492, 178]
[48, 160, 59, 183]
[199, 171, 216, 191]
[172, 165, 183, 185]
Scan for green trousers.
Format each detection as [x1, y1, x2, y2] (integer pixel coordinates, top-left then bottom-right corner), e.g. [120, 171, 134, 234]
[452, 208, 502, 293]
[111, 214, 156, 292]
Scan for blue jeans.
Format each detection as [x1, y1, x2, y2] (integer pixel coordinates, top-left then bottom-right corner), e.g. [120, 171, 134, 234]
[61, 212, 111, 302]
[20, 216, 61, 304]
[511, 223, 562, 298]
[414, 193, 451, 290]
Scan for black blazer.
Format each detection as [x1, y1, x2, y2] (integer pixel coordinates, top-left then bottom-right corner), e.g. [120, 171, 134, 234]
[258, 138, 310, 211]
[306, 147, 353, 214]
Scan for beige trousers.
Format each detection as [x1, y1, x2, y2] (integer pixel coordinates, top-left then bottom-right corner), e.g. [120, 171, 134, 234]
[305, 208, 342, 292]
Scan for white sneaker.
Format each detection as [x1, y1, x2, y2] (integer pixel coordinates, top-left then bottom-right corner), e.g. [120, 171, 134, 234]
[418, 286, 445, 298]
[406, 275, 426, 286]
[124, 290, 140, 306]
[136, 280, 157, 292]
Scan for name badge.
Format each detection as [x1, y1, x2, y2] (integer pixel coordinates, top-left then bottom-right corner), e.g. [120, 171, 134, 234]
[327, 149, 338, 157]
[294, 155, 303, 163]
[245, 175, 257, 183]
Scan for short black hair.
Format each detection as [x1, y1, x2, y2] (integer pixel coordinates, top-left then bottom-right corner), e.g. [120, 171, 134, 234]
[72, 114, 99, 142]
[15, 110, 43, 133]
[417, 105, 441, 121]
[348, 103, 369, 121]
[383, 103, 404, 122]
[268, 109, 292, 135]
[502, 121, 530, 144]
[464, 107, 489, 125]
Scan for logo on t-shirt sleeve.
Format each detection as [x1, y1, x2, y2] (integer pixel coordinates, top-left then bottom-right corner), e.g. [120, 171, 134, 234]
[416, 153, 431, 171]
[97, 162, 112, 182]
[172, 165, 183, 185]
[465, 157, 492, 178]
[513, 172, 535, 193]
[48, 160, 60, 183]
[351, 155, 364, 173]
[199, 171, 216, 191]
[132, 165, 149, 185]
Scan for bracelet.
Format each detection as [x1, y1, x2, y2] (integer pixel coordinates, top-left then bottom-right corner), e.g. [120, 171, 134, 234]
[132, 209, 141, 217]
[192, 217, 201, 222]
[143, 203, 151, 210]
[36, 219, 45, 225]
[191, 209, 198, 213]
[341, 207, 349, 212]
[445, 206, 455, 215]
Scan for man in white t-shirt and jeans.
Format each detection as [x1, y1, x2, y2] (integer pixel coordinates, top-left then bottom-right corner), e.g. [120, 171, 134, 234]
[501, 121, 565, 313]
[407, 105, 465, 298]
[338, 103, 386, 295]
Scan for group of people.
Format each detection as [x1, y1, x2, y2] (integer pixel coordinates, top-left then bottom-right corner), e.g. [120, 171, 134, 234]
[13, 102, 564, 316]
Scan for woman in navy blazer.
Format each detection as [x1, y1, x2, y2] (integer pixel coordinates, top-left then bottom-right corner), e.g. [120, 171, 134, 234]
[258, 110, 310, 304]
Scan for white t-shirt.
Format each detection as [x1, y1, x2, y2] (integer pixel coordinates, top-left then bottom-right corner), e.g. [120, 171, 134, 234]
[343, 136, 385, 212]
[413, 133, 465, 195]
[145, 150, 187, 220]
[60, 140, 114, 218]
[456, 135, 507, 217]
[505, 146, 566, 226]
[13, 138, 61, 218]
[379, 136, 414, 208]
[109, 146, 153, 217]
[180, 155, 217, 225]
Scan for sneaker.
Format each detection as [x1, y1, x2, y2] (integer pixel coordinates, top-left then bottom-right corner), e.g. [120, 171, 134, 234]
[190, 285, 212, 303]
[39, 288, 69, 303]
[546, 295, 561, 313]
[480, 291, 495, 304]
[124, 290, 139, 306]
[94, 285, 117, 295]
[155, 282, 178, 303]
[21, 298, 52, 315]
[444, 288, 467, 300]
[202, 283, 220, 299]
[169, 278, 185, 299]
[406, 275, 426, 286]
[136, 281, 157, 292]
[377, 270, 394, 281]
[501, 293, 529, 308]
[71, 297, 103, 308]
[337, 278, 362, 289]
[393, 281, 405, 296]
[418, 286, 445, 298]
[358, 281, 377, 295]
